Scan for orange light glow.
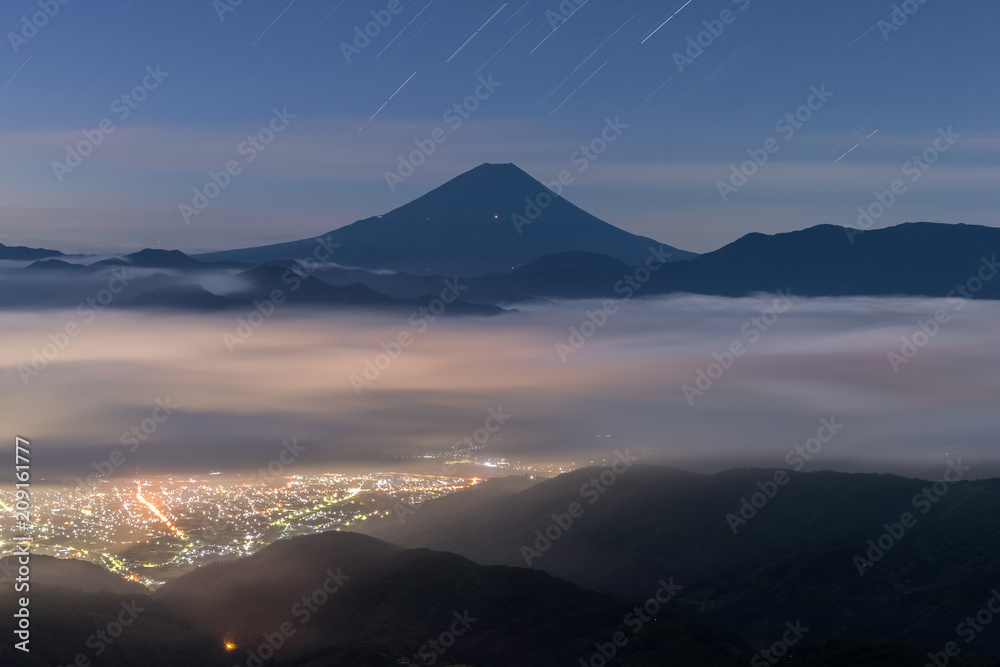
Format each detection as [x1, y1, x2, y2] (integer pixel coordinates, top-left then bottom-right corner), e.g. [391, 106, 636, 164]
[136, 485, 187, 539]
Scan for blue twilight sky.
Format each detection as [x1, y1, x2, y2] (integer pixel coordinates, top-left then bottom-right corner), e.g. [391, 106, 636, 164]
[0, 0, 997, 255]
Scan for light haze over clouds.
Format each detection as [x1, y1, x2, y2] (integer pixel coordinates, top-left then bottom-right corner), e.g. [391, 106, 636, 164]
[4, 294, 998, 480]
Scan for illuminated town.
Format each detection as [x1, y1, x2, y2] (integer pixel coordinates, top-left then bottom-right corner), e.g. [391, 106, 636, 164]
[0, 435, 639, 590]
[0, 471, 488, 588]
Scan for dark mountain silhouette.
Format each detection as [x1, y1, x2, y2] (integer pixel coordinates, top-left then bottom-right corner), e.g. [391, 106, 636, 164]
[0, 540, 986, 666]
[300, 251, 645, 303]
[0, 555, 146, 596]
[8, 219, 1000, 308]
[233, 264, 506, 315]
[0, 242, 64, 261]
[267, 259, 455, 299]
[0, 555, 230, 666]
[121, 284, 247, 310]
[154, 530, 751, 667]
[646, 222, 1000, 298]
[25, 258, 90, 272]
[474, 250, 634, 299]
[511, 250, 631, 275]
[240, 221, 1000, 305]
[91, 248, 249, 270]
[0, 589, 231, 666]
[92, 249, 190, 268]
[2, 255, 507, 314]
[234, 265, 404, 306]
[355, 464, 1000, 660]
[194, 163, 696, 274]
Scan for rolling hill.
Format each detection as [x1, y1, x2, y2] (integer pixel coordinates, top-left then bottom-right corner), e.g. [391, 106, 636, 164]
[355, 464, 1000, 659]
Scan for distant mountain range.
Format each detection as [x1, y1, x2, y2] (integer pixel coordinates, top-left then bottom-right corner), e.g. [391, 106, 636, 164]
[645, 221, 1000, 299]
[1, 247, 507, 315]
[0, 241, 65, 261]
[2, 163, 999, 311]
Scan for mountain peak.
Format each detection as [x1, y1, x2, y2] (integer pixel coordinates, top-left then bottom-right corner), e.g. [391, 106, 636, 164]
[472, 161, 519, 171]
[352, 162, 691, 273]
[394, 162, 549, 215]
[129, 248, 189, 259]
[194, 163, 696, 274]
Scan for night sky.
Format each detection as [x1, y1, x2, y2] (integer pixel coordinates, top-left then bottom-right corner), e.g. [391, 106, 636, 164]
[1, 0, 997, 254]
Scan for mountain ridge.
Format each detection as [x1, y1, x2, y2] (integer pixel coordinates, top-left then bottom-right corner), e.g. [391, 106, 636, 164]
[354, 463, 1000, 658]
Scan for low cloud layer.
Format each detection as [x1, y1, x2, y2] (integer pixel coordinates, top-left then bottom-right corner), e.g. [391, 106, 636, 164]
[2, 294, 999, 482]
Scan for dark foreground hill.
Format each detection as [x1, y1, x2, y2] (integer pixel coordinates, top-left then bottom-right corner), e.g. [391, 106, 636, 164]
[153, 531, 748, 667]
[0, 556, 228, 667]
[1, 531, 990, 666]
[0, 554, 147, 596]
[356, 463, 1000, 660]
